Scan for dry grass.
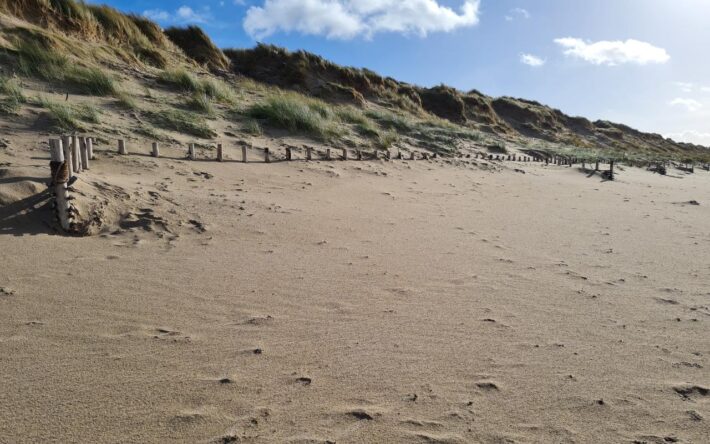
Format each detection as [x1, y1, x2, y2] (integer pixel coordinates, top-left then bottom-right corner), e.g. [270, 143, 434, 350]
[147, 108, 216, 139]
[247, 93, 338, 141]
[15, 41, 118, 96]
[0, 75, 26, 114]
[33, 95, 100, 130]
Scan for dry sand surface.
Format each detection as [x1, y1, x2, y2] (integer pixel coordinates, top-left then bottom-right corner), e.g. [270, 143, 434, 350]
[1, 144, 709, 443]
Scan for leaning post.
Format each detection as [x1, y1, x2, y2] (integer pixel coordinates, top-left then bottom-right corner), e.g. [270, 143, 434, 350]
[49, 139, 71, 232]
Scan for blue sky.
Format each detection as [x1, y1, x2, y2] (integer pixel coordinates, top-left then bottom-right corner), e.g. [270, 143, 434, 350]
[96, 0, 710, 146]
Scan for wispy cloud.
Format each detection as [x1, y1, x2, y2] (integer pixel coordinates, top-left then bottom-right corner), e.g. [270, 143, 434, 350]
[554, 38, 670, 66]
[505, 7, 530, 21]
[665, 130, 710, 146]
[520, 53, 545, 67]
[243, 0, 481, 40]
[669, 98, 703, 112]
[143, 5, 212, 25]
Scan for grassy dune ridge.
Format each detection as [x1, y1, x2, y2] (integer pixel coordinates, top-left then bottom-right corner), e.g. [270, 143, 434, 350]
[0, 0, 706, 162]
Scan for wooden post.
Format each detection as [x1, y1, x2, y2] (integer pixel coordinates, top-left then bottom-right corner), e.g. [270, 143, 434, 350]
[61, 135, 74, 175]
[80, 136, 89, 170]
[342, 148, 347, 161]
[72, 135, 81, 173]
[188, 143, 195, 160]
[306, 147, 312, 161]
[217, 143, 224, 162]
[87, 137, 94, 160]
[397, 150, 403, 160]
[49, 139, 71, 232]
[356, 150, 362, 160]
[410, 152, 415, 160]
[264, 148, 270, 163]
[242, 145, 248, 163]
[118, 139, 127, 155]
[152, 142, 160, 158]
[326, 148, 331, 160]
[285, 146, 292, 161]
[609, 160, 615, 180]
[595, 159, 599, 171]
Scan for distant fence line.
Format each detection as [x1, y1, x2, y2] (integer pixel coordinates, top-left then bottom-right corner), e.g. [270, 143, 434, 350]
[46, 134, 708, 233]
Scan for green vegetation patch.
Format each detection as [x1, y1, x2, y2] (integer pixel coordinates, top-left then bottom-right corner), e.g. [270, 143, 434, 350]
[0, 75, 26, 114]
[146, 108, 216, 138]
[16, 41, 118, 96]
[158, 69, 236, 104]
[33, 96, 101, 131]
[247, 93, 338, 141]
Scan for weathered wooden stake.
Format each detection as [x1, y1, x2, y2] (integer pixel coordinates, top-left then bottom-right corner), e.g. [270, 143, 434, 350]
[342, 148, 348, 160]
[188, 143, 195, 160]
[326, 148, 331, 160]
[264, 148, 270, 163]
[285, 146, 292, 161]
[152, 142, 160, 158]
[217, 143, 224, 162]
[595, 159, 599, 171]
[49, 139, 71, 232]
[306, 147, 313, 161]
[61, 135, 74, 175]
[410, 152, 416, 160]
[356, 150, 362, 160]
[72, 135, 81, 173]
[87, 137, 94, 160]
[118, 139, 127, 155]
[609, 160, 615, 180]
[80, 136, 89, 170]
[242, 145, 248, 163]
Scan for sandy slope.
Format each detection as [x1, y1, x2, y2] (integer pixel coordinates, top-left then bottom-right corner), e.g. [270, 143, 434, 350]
[1, 144, 709, 443]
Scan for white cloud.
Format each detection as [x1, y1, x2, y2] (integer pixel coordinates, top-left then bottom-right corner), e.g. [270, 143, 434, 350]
[669, 98, 703, 112]
[520, 53, 545, 67]
[674, 81, 695, 93]
[554, 37, 670, 66]
[505, 7, 530, 21]
[143, 9, 171, 21]
[702, 86, 710, 93]
[243, 0, 481, 40]
[665, 130, 710, 146]
[143, 5, 212, 24]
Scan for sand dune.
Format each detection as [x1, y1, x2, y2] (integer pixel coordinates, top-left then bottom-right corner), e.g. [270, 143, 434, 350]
[1, 146, 709, 443]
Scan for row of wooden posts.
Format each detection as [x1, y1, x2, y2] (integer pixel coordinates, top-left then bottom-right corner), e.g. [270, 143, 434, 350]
[112, 138, 616, 177]
[49, 136, 626, 233]
[115, 139, 437, 163]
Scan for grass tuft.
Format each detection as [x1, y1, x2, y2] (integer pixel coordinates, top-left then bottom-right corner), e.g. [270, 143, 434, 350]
[186, 92, 215, 116]
[158, 69, 236, 104]
[147, 108, 216, 138]
[116, 91, 138, 109]
[243, 119, 262, 136]
[16, 41, 117, 96]
[0, 75, 26, 114]
[247, 93, 337, 141]
[33, 96, 101, 130]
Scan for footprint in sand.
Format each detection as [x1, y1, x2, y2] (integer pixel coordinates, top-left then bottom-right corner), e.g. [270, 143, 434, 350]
[673, 384, 709, 400]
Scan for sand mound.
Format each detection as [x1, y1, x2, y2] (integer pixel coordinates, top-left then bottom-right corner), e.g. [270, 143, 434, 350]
[0, 163, 179, 237]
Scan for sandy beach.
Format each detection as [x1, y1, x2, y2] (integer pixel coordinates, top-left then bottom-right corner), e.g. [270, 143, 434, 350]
[1, 147, 708, 443]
